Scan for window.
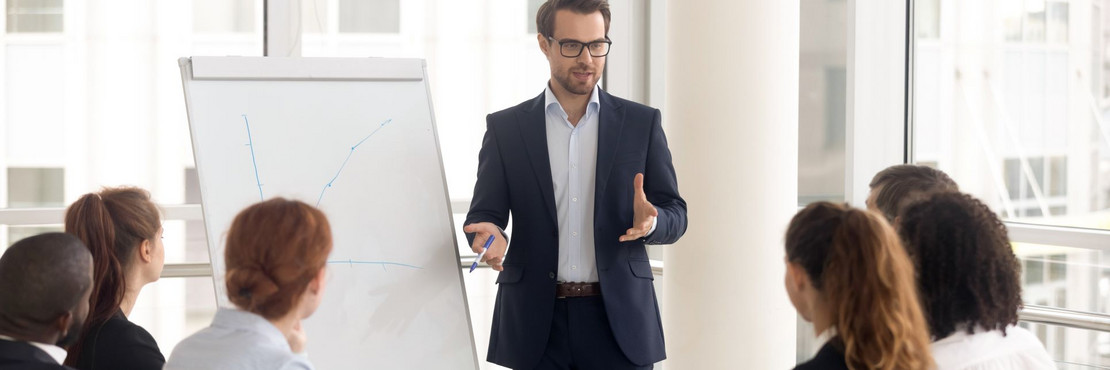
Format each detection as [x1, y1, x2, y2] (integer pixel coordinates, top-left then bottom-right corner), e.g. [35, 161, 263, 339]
[5, 0, 62, 33]
[338, 0, 399, 34]
[5, 168, 64, 250]
[7, 167, 63, 208]
[1, 0, 262, 354]
[914, 1, 1110, 366]
[193, 0, 255, 33]
[916, 0, 940, 39]
[799, 0, 848, 205]
[527, 0, 544, 34]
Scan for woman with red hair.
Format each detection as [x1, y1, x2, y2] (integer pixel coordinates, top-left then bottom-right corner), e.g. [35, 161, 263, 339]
[166, 198, 332, 370]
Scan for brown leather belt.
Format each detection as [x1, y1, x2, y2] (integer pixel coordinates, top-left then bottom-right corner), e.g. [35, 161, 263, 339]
[556, 282, 601, 298]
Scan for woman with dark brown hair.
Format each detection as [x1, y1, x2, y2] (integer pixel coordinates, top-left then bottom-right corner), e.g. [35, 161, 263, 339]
[784, 202, 933, 370]
[63, 187, 166, 370]
[165, 198, 332, 370]
[899, 192, 1054, 369]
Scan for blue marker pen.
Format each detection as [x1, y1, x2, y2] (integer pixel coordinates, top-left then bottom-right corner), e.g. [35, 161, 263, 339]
[469, 235, 496, 273]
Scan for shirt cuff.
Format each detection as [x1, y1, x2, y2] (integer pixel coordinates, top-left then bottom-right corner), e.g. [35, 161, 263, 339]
[646, 210, 659, 237]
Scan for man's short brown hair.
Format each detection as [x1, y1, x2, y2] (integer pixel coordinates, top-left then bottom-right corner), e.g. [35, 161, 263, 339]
[869, 164, 959, 221]
[536, 0, 611, 38]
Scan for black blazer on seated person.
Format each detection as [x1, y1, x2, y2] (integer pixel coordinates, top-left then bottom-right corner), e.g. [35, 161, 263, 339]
[0, 338, 74, 370]
[73, 310, 164, 370]
[794, 340, 850, 370]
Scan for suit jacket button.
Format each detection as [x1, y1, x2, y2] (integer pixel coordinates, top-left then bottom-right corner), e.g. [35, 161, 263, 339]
[549, 272, 555, 279]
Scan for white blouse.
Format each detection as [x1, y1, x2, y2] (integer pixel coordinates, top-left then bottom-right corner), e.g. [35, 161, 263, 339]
[931, 325, 1056, 370]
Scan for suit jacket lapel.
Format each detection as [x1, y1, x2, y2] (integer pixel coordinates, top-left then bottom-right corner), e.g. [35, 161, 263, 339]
[595, 89, 626, 199]
[516, 92, 559, 228]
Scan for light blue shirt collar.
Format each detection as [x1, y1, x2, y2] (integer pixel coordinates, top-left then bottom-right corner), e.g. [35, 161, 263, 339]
[544, 83, 600, 124]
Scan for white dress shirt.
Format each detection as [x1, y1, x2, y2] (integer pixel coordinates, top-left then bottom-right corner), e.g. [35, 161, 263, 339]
[931, 325, 1056, 370]
[0, 334, 67, 364]
[543, 84, 658, 283]
[545, 84, 602, 283]
[165, 308, 313, 370]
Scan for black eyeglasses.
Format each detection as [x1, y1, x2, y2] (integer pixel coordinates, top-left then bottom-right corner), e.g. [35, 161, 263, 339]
[547, 36, 612, 58]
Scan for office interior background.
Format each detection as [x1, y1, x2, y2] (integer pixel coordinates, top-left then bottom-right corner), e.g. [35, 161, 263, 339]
[0, 0, 1106, 368]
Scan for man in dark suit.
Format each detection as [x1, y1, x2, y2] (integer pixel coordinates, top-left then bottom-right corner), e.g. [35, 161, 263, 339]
[0, 233, 94, 370]
[463, 1, 686, 368]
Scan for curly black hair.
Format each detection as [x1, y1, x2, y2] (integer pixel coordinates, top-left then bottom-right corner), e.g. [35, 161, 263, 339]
[897, 192, 1023, 340]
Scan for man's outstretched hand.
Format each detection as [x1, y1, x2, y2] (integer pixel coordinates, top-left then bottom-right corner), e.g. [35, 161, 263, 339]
[619, 173, 657, 242]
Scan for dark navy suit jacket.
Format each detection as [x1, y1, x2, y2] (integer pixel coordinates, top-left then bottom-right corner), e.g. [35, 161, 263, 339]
[465, 89, 687, 369]
[0, 339, 74, 370]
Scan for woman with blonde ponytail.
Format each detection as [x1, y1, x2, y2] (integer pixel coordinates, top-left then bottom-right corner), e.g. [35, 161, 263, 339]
[784, 202, 933, 370]
[165, 198, 332, 370]
[63, 187, 166, 370]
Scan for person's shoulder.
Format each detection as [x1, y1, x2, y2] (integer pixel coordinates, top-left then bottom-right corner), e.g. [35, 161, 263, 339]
[83, 315, 165, 368]
[933, 326, 1055, 369]
[98, 315, 159, 346]
[602, 91, 656, 114]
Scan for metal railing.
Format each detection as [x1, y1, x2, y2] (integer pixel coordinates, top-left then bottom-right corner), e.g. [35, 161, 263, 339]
[5, 205, 1110, 334]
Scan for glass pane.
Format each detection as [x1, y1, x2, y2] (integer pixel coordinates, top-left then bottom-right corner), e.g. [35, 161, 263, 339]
[916, 0, 940, 39]
[7, 167, 64, 208]
[1026, 0, 1047, 42]
[6, 0, 63, 33]
[302, 0, 327, 34]
[183, 169, 210, 264]
[914, 1, 1110, 231]
[1103, 0, 1110, 100]
[193, 0, 255, 34]
[1047, 1, 1069, 44]
[5, 225, 63, 253]
[1, 1, 262, 214]
[129, 276, 218, 358]
[527, 0, 544, 34]
[338, 0, 400, 34]
[799, 0, 847, 205]
[1004, 0, 1024, 41]
[1015, 243, 1109, 315]
[301, 1, 549, 203]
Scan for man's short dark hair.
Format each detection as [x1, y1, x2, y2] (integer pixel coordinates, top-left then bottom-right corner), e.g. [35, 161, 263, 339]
[868, 164, 958, 221]
[0, 233, 93, 335]
[536, 0, 611, 38]
[897, 192, 1023, 339]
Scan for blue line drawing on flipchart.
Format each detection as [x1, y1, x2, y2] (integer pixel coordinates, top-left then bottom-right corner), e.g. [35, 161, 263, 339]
[327, 259, 423, 272]
[317, 118, 394, 206]
[243, 114, 264, 201]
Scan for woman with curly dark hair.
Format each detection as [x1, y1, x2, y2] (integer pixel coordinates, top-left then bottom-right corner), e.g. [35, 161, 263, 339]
[898, 192, 1055, 369]
[784, 202, 933, 370]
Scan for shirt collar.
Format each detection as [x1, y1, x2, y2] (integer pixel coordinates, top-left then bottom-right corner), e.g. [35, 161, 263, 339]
[212, 308, 291, 351]
[0, 334, 68, 364]
[544, 83, 601, 122]
[812, 327, 838, 357]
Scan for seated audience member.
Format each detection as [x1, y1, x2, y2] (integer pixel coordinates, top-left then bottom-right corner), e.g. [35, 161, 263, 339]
[64, 187, 166, 369]
[784, 202, 933, 370]
[898, 192, 1055, 369]
[165, 198, 332, 370]
[867, 164, 959, 222]
[0, 233, 94, 370]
